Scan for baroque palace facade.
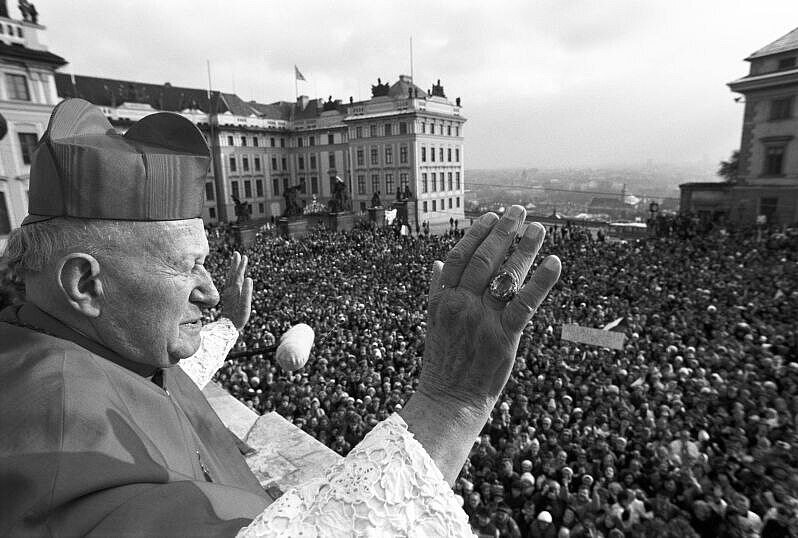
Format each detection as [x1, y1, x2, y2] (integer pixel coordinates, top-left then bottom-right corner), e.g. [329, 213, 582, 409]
[0, 7, 466, 250]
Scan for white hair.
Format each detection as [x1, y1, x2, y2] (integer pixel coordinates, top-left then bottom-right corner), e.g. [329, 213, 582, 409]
[2, 218, 136, 278]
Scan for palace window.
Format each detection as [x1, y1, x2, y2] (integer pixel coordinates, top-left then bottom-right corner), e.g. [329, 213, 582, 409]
[227, 135, 234, 146]
[399, 122, 407, 134]
[241, 136, 247, 146]
[244, 180, 252, 198]
[229, 156, 237, 173]
[370, 125, 377, 137]
[777, 57, 796, 70]
[456, 171, 461, 189]
[763, 145, 786, 176]
[423, 201, 428, 213]
[385, 146, 393, 164]
[447, 172, 453, 190]
[357, 148, 364, 166]
[273, 177, 280, 196]
[422, 173, 428, 193]
[231, 181, 240, 198]
[421, 146, 427, 162]
[329, 153, 336, 169]
[311, 176, 319, 194]
[298, 156, 305, 170]
[309, 136, 315, 146]
[328, 134, 334, 144]
[7, 74, 30, 101]
[386, 173, 394, 194]
[310, 155, 317, 169]
[370, 146, 378, 165]
[205, 182, 215, 201]
[271, 157, 278, 170]
[431, 172, 437, 191]
[256, 179, 264, 197]
[384, 123, 392, 136]
[242, 157, 249, 172]
[357, 174, 365, 194]
[400, 172, 408, 190]
[771, 97, 793, 120]
[400, 145, 408, 163]
[253, 137, 259, 147]
[254, 157, 261, 171]
[18, 132, 37, 164]
[456, 148, 460, 161]
[371, 174, 380, 193]
[448, 148, 452, 162]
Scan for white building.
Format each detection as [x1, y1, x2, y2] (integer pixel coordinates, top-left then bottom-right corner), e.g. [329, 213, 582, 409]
[0, 7, 65, 251]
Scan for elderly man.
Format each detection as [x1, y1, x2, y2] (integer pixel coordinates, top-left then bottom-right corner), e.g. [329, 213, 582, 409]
[0, 99, 560, 536]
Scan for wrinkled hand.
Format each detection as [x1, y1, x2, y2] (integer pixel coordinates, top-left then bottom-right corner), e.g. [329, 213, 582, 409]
[419, 205, 561, 414]
[400, 206, 561, 484]
[220, 251, 253, 331]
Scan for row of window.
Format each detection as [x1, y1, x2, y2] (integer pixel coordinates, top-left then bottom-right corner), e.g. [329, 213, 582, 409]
[355, 173, 410, 195]
[421, 171, 461, 193]
[355, 145, 409, 167]
[228, 155, 262, 174]
[422, 197, 461, 213]
[421, 146, 461, 163]
[225, 133, 340, 148]
[351, 120, 461, 139]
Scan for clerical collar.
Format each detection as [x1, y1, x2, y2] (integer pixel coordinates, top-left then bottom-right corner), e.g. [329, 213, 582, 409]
[0, 303, 159, 378]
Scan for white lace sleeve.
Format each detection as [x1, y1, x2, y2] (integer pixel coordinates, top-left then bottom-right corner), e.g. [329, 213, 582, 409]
[237, 413, 474, 537]
[178, 318, 238, 389]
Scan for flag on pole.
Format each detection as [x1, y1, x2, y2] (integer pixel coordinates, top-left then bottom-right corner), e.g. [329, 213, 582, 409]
[294, 65, 306, 81]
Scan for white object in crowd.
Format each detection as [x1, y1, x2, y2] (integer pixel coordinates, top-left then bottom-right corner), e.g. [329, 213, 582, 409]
[276, 323, 315, 371]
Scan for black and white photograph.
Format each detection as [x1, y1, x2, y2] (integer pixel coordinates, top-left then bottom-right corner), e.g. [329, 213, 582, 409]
[0, 1, 797, 536]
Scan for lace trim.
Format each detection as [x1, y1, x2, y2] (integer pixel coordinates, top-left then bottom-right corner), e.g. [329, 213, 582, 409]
[237, 413, 473, 537]
[178, 318, 238, 388]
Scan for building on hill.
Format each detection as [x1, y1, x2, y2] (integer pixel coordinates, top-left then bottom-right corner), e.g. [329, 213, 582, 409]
[0, 3, 66, 251]
[1, 70, 465, 242]
[681, 26, 798, 227]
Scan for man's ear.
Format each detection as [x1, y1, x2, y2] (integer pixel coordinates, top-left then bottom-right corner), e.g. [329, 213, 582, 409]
[56, 253, 103, 318]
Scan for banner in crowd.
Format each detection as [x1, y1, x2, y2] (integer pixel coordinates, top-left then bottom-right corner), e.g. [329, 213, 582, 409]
[561, 323, 626, 350]
[385, 209, 397, 225]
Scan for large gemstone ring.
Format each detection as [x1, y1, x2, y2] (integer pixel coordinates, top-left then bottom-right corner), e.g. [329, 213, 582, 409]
[489, 271, 519, 302]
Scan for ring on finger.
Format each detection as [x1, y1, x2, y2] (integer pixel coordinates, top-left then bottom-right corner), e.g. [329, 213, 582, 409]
[488, 270, 519, 302]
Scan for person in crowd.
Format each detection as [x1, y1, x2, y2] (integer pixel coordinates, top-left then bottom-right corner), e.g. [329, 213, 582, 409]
[199, 207, 796, 536]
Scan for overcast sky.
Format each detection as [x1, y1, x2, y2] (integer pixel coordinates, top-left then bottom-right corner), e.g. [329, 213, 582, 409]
[34, 0, 798, 169]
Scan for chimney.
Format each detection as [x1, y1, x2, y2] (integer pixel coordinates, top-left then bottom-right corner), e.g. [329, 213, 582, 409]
[297, 95, 309, 111]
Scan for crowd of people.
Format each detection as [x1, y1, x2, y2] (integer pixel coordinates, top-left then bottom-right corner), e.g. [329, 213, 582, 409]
[2, 215, 795, 537]
[206, 219, 797, 538]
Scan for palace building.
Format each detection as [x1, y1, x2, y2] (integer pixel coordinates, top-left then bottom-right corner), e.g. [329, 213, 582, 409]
[681, 26, 798, 227]
[0, 5, 466, 248]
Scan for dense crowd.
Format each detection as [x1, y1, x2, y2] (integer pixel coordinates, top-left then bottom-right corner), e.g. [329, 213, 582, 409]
[2, 216, 796, 537]
[206, 219, 798, 538]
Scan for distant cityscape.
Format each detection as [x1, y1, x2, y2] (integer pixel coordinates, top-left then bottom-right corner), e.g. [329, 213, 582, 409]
[463, 162, 718, 222]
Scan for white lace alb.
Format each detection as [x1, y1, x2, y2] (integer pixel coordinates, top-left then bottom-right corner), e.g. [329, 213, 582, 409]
[178, 317, 238, 388]
[238, 413, 474, 537]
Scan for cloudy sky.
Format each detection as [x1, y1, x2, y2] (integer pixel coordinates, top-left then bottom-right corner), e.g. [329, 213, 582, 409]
[35, 0, 798, 169]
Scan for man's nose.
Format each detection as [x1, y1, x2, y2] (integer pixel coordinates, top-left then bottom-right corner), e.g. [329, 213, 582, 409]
[191, 268, 220, 307]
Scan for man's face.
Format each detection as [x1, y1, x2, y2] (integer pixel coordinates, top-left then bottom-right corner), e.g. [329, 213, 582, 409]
[96, 219, 218, 368]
